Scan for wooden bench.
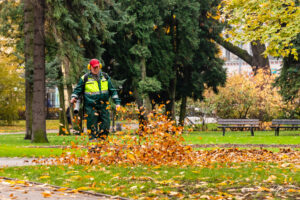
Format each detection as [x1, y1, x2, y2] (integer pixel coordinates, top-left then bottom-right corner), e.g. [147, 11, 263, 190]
[217, 119, 260, 136]
[270, 119, 300, 136]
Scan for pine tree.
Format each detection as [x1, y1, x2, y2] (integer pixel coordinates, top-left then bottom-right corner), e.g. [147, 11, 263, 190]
[275, 34, 300, 118]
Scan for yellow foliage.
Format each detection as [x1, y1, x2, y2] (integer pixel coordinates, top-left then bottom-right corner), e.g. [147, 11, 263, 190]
[222, 0, 300, 58]
[204, 69, 295, 123]
[0, 37, 24, 124]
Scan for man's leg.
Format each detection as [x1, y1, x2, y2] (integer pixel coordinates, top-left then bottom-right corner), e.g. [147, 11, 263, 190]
[85, 106, 99, 141]
[99, 108, 110, 139]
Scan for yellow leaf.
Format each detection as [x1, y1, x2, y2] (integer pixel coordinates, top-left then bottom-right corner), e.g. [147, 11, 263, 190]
[56, 188, 68, 191]
[258, 186, 270, 192]
[77, 186, 90, 191]
[39, 175, 50, 179]
[287, 189, 299, 193]
[127, 153, 135, 160]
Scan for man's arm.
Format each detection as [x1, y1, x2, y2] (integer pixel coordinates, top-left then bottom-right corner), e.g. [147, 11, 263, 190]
[107, 77, 121, 106]
[70, 77, 85, 103]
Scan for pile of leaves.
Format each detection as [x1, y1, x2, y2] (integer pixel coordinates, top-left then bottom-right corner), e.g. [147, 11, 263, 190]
[54, 112, 196, 166]
[47, 112, 300, 167]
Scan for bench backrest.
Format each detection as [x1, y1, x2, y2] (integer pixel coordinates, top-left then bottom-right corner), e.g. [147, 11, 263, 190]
[217, 119, 259, 126]
[272, 119, 300, 125]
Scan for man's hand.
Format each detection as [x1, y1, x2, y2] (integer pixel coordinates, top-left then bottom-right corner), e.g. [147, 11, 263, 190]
[70, 97, 77, 104]
[116, 105, 121, 112]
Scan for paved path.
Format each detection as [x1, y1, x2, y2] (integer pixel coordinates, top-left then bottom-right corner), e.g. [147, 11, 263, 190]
[0, 130, 59, 135]
[0, 177, 127, 200]
[0, 124, 139, 135]
[0, 157, 58, 167]
[0, 157, 40, 167]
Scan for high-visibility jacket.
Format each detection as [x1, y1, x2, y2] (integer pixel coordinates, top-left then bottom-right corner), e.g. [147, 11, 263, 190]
[71, 71, 120, 107]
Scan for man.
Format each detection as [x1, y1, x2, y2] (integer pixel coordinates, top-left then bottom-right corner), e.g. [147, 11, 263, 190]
[70, 59, 121, 141]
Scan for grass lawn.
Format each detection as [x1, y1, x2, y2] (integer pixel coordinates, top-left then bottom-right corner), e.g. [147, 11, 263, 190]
[0, 133, 88, 147]
[0, 120, 60, 133]
[0, 133, 88, 157]
[185, 130, 300, 145]
[0, 162, 298, 199]
[0, 130, 299, 157]
[0, 146, 63, 157]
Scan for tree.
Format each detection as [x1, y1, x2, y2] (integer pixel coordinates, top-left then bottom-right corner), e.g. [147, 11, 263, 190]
[0, 41, 24, 125]
[215, 0, 299, 75]
[221, 0, 300, 59]
[0, 0, 35, 137]
[104, 0, 171, 128]
[176, 0, 226, 125]
[31, 0, 48, 143]
[275, 34, 300, 118]
[23, 0, 34, 139]
[46, 0, 120, 133]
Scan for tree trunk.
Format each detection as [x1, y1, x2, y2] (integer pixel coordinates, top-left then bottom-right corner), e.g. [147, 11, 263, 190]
[24, 0, 34, 140]
[179, 95, 187, 126]
[140, 57, 152, 112]
[62, 58, 74, 129]
[132, 82, 147, 133]
[214, 35, 253, 65]
[214, 36, 271, 74]
[250, 40, 271, 74]
[58, 66, 70, 135]
[168, 75, 177, 121]
[168, 13, 178, 121]
[65, 77, 75, 129]
[31, 0, 48, 143]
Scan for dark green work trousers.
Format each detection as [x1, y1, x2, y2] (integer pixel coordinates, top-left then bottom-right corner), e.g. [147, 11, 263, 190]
[85, 105, 110, 140]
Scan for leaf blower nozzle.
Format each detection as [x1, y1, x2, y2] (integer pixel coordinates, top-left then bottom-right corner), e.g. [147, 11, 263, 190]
[74, 99, 81, 114]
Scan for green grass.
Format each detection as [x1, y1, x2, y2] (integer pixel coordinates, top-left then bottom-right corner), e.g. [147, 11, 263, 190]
[0, 120, 60, 132]
[0, 133, 88, 147]
[0, 133, 88, 157]
[0, 130, 299, 157]
[0, 146, 63, 157]
[0, 163, 298, 199]
[184, 131, 300, 145]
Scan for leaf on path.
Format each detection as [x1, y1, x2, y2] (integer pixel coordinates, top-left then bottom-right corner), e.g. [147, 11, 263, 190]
[42, 191, 52, 197]
[55, 187, 68, 192]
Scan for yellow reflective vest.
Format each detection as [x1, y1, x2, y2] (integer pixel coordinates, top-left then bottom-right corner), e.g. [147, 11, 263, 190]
[71, 71, 120, 106]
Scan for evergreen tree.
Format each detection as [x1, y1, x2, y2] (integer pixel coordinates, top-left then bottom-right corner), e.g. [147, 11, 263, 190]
[46, 0, 119, 132]
[275, 34, 300, 118]
[31, 0, 48, 143]
[104, 0, 172, 127]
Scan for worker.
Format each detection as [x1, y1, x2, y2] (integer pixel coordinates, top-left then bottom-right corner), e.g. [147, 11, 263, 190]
[70, 58, 121, 141]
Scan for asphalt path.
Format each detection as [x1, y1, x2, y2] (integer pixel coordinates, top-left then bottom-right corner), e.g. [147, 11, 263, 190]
[0, 177, 128, 200]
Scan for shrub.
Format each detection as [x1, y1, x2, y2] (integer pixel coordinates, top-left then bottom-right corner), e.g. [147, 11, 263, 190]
[204, 69, 296, 122]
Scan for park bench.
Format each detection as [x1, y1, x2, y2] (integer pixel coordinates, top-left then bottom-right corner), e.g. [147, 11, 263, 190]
[217, 119, 260, 136]
[270, 119, 300, 136]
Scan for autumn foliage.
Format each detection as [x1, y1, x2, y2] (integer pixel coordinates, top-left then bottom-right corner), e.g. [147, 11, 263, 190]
[203, 69, 295, 123]
[0, 39, 24, 124]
